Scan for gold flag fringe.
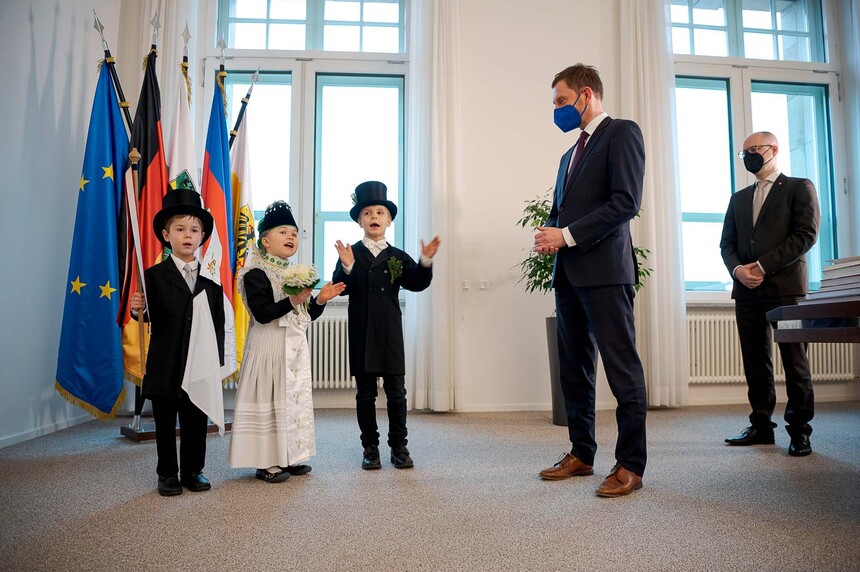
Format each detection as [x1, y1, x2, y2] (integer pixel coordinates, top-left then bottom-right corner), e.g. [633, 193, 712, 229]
[124, 371, 144, 387]
[142, 48, 157, 71]
[54, 381, 127, 420]
[221, 367, 240, 386]
[217, 70, 228, 117]
[181, 61, 192, 107]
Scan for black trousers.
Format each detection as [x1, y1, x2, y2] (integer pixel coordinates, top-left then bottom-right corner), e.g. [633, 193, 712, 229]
[555, 278, 648, 476]
[150, 389, 209, 478]
[354, 373, 408, 449]
[735, 296, 814, 437]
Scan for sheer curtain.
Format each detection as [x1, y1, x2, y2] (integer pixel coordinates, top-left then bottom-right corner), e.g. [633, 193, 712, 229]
[403, 0, 462, 411]
[619, 0, 689, 406]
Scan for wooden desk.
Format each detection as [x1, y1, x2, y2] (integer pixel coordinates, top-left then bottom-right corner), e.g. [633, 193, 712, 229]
[766, 296, 860, 343]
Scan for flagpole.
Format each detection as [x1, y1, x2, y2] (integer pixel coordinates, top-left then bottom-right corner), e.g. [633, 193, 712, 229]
[229, 69, 259, 149]
[93, 11, 133, 136]
[128, 148, 147, 431]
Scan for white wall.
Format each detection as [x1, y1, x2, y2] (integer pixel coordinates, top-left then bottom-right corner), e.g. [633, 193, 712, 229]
[454, 0, 621, 410]
[0, 0, 132, 447]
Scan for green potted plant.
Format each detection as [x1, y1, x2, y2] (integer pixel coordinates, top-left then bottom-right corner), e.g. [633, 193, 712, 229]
[516, 189, 651, 425]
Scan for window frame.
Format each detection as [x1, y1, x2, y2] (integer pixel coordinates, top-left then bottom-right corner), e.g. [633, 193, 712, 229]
[670, 0, 828, 63]
[218, 0, 407, 54]
[674, 58, 847, 296]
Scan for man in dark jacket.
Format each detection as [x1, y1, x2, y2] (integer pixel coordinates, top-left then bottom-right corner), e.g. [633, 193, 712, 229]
[721, 131, 820, 457]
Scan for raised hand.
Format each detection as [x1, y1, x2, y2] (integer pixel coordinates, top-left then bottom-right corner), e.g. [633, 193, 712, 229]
[335, 240, 355, 267]
[421, 236, 441, 259]
[316, 281, 347, 304]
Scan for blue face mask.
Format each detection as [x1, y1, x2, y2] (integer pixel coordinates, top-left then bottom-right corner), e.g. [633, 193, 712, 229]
[554, 91, 586, 133]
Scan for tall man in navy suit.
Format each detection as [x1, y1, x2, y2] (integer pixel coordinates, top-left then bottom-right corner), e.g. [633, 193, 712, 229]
[720, 131, 819, 457]
[534, 64, 647, 497]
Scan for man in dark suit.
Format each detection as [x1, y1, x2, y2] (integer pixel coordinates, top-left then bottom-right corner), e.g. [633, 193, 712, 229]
[534, 64, 647, 497]
[720, 131, 820, 456]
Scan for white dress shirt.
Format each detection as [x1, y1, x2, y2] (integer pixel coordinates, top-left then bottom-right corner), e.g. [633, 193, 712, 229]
[561, 112, 609, 248]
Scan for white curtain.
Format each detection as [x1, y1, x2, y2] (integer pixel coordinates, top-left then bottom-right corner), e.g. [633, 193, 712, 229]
[403, 0, 462, 411]
[619, 0, 689, 407]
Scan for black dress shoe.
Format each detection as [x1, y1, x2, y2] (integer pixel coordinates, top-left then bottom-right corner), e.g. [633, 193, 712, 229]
[157, 476, 182, 497]
[390, 446, 414, 469]
[788, 435, 812, 457]
[281, 464, 312, 476]
[362, 446, 382, 470]
[725, 426, 775, 446]
[255, 468, 291, 483]
[180, 472, 212, 492]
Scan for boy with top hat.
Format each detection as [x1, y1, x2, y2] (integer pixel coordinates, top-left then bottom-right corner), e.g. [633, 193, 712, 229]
[333, 181, 441, 470]
[130, 186, 225, 496]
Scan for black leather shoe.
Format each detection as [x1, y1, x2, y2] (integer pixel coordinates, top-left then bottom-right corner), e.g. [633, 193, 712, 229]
[725, 426, 775, 446]
[180, 472, 212, 491]
[362, 446, 381, 470]
[391, 446, 414, 469]
[788, 435, 812, 457]
[256, 468, 291, 483]
[281, 464, 312, 476]
[157, 476, 182, 497]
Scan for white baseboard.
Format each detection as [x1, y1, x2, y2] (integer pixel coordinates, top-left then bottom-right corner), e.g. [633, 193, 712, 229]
[0, 414, 92, 450]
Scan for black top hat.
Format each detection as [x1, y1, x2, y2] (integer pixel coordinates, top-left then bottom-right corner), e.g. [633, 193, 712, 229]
[257, 201, 298, 248]
[349, 181, 398, 222]
[152, 187, 214, 247]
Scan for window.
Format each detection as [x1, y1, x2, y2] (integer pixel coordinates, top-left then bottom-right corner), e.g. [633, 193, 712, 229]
[210, 0, 407, 277]
[313, 74, 404, 279]
[670, 0, 826, 62]
[221, 0, 405, 53]
[672, 0, 841, 293]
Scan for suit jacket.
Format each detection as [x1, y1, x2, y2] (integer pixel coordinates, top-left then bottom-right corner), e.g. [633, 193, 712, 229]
[720, 173, 820, 301]
[140, 258, 226, 398]
[332, 243, 432, 375]
[545, 117, 646, 288]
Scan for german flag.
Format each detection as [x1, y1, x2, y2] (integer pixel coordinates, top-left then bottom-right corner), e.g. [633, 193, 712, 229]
[118, 48, 168, 383]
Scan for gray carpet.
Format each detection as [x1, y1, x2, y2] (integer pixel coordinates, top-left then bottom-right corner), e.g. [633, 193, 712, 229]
[1, 402, 858, 572]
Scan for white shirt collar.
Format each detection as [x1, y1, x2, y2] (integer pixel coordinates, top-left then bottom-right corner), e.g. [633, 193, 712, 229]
[363, 237, 388, 249]
[170, 254, 198, 273]
[582, 112, 608, 137]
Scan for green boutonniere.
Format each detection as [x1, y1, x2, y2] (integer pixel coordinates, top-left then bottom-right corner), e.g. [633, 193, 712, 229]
[387, 257, 403, 283]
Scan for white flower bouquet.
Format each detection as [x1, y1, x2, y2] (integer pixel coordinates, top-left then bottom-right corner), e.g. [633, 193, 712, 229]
[282, 263, 320, 296]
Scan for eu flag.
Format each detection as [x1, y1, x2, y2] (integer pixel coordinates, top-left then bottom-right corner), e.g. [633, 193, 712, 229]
[55, 64, 129, 418]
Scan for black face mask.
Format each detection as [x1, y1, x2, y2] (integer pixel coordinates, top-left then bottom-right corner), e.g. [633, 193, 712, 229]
[743, 152, 764, 174]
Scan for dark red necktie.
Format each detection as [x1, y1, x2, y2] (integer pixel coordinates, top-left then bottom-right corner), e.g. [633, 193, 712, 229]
[568, 130, 590, 177]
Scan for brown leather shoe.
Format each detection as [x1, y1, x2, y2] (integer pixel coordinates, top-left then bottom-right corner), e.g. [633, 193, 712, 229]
[539, 453, 594, 480]
[596, 464, 643, 497]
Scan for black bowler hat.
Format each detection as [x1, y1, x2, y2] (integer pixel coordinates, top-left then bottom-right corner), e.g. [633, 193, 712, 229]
[152, 186, 214, 247]
[257, 201, 298, 249]
[349, 181, 398, 222]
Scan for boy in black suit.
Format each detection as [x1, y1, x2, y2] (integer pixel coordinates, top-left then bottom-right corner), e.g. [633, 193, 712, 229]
[130, 187, 225, 496]
[333, 181, 440, 470]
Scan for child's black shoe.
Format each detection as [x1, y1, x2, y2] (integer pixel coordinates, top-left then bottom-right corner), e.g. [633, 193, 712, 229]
[390, 446, 414, 469]
[362, 445, 382, 470]
[157, 476, 182, 496]
[255, 468, 291, 483]
[281, 464, 312, 476]
[180, 472, 212, 491]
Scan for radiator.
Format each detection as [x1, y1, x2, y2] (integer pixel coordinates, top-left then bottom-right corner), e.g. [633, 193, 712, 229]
[687, 312, 855, 384]
[308, 316, 353, 389]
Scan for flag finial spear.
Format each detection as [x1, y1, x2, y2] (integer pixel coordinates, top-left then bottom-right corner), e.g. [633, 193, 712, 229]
[249, 68, 260, 94]
[93, 10, 108, 51]
[151, 11, 161, 46]
[218, 35, 227, 70]
[182, 23, 192, 58]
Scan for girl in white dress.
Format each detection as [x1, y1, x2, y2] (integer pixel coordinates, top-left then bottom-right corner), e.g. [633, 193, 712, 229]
[228, 201, 345, 482]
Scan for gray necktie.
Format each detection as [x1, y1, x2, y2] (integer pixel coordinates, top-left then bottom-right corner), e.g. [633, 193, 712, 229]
[183, 263, 196, 292]
[752, 180, 766, 225]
